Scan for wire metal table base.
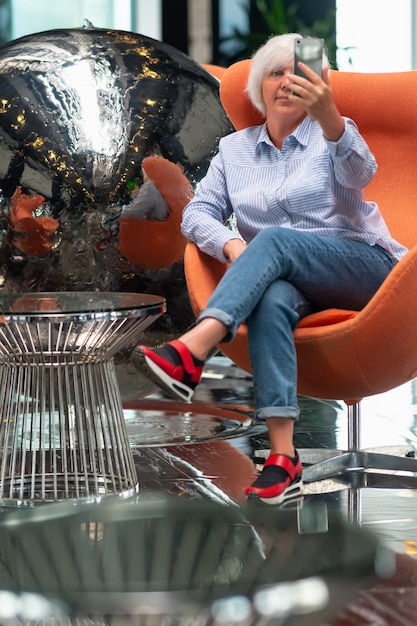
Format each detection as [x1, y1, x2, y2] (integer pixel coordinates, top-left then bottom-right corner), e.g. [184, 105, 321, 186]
[0, 292, 165, 506]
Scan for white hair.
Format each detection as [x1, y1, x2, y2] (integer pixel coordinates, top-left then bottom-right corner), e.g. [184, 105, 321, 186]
[246, 33, 329, 116]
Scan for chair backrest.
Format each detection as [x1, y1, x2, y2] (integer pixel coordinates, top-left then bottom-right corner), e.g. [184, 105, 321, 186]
[202, 63, 227, 81]
[219, 60, 417, 250]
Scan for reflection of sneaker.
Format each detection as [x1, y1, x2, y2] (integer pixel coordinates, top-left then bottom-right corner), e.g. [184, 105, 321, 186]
[245, 452, 303, 505]
[132, 339, 204, 403]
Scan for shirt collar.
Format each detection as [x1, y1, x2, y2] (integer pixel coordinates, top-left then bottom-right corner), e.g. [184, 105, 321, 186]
[257, 116, 314, 149]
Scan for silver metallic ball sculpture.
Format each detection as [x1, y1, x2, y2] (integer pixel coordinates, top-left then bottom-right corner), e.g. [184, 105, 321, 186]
[0, 25, 233, 335]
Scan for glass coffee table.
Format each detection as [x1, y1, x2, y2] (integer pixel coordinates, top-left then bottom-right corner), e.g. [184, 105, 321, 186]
[0, 291, 165, 505]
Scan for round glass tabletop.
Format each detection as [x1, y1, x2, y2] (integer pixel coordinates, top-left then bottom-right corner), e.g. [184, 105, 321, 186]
[0, 291, 166, 321]
[0, 498, 386, 625]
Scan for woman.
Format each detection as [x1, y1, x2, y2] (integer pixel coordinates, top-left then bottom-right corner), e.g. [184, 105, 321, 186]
[133, 33, 407, 505]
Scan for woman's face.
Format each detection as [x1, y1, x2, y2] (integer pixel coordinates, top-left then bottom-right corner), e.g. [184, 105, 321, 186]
[261, 64, 305, 119]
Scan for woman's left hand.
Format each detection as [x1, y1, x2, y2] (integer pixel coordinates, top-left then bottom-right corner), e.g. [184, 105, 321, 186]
[287, 63, 345, 141]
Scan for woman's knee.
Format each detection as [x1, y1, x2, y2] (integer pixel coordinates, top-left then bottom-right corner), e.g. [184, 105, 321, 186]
[250, 279, 312, 327]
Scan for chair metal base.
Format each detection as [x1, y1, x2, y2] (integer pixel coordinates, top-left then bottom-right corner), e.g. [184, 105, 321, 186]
[301, 448, 417, 484]
[254, 402, 417, 489]
[300, 401, 417, 486]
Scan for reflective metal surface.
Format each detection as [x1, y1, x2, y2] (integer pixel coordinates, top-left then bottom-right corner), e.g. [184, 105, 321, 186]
[0, 25, 231, 216]
[0, 26, 233, 339]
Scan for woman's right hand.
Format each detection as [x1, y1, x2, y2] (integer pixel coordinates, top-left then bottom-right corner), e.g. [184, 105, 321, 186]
[288, 63, 344, 142]
[224, 238, 247, 263]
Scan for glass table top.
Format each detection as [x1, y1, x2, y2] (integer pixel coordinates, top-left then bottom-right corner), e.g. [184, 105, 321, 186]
[0, 497, 387, 625]
[0, 291, 166, 321]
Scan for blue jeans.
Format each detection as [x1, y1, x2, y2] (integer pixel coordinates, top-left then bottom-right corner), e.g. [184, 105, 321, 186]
[198, 228, 396, 421]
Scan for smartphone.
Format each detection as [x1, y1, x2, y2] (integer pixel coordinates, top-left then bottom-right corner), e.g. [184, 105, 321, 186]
[293, 37, 324, 80]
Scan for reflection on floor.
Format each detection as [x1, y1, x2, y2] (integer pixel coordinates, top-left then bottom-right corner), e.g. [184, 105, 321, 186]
[122, 353, 417, 626]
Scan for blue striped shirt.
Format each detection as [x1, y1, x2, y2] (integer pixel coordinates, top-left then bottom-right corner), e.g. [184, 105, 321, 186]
[181, 116, 408, 263]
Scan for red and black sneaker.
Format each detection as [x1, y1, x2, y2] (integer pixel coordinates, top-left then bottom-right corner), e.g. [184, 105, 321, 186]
[245, 452, 303, 505]
[132, 339, 204, 403]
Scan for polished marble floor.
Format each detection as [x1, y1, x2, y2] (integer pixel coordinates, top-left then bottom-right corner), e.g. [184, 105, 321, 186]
[120, 352, 417, 626]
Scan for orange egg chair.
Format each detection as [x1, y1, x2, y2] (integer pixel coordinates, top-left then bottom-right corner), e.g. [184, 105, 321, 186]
[184, 60, 417, 485]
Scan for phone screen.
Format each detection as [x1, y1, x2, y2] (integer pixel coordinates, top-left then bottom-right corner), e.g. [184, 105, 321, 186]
[293, 37, 323, 80]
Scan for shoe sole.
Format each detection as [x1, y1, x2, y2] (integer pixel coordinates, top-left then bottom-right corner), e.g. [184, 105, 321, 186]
[132, 348, 194, 403]
[279, 494, 304, 511]
[248, 478, 303, 506]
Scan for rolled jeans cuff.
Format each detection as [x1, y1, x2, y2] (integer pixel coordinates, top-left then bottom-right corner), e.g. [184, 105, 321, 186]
[197, 307, 237, 342]
[256, 406, 300, 421]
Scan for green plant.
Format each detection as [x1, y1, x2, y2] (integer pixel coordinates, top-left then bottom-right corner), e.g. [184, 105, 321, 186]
[219, 0, 338, 67]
